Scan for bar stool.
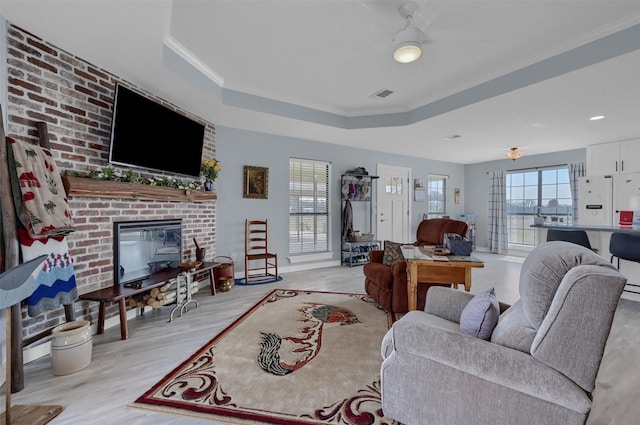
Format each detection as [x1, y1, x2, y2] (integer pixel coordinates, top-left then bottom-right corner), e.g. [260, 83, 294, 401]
[609, 232, 640, 294]
[546, 229, 596, 252]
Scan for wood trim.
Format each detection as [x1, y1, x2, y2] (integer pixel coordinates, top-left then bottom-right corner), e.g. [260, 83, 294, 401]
[62, 176, 217, 203]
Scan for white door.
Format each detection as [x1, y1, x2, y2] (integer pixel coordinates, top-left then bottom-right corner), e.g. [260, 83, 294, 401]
[376, 164, 411, 243]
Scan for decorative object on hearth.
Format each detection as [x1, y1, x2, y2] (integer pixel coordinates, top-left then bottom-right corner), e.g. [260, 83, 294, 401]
[212, 256, 235, 289]
[131, 289, 395, 424]
[243, 165, 269, 199]
[178, 261, 202, 271]
[506, 147, 524, 160]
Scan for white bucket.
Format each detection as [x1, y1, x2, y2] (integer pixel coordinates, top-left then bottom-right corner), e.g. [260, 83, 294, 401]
[50, 320, 92, 376]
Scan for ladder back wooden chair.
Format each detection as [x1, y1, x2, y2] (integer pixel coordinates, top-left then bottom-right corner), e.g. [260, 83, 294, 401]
[244, 219, 278, 283]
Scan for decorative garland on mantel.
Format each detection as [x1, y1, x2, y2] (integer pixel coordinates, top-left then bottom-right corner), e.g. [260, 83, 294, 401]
[68, 166, 206, 191]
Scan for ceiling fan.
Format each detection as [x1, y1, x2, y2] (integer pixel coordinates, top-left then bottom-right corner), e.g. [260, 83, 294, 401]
[393, 2, 427, 63]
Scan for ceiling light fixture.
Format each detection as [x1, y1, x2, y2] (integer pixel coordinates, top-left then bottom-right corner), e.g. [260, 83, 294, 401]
[393, 3, 423, 64]
[393, 27, 423, 63]
[506, 147, 524, 161]
[589, 115, 605, 121]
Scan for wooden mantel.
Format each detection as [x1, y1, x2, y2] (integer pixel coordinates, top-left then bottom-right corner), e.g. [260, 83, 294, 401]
[62, 175, 217, 203]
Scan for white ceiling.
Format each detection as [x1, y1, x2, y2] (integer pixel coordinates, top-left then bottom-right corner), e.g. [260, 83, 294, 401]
[2, 0, 640, 164]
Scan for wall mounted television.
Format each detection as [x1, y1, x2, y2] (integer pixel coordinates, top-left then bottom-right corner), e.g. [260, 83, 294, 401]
[109, 83, 205, 178]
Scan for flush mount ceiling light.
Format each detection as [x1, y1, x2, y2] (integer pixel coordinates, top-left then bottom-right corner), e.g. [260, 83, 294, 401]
[506, 147, 524, 161]
[590, 115, 605, 121]
[393, 3, 424, 64]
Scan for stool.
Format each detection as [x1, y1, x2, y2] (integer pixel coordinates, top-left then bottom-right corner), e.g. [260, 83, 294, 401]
[609, 232, 640, 294]
[546, 229, 596, 252]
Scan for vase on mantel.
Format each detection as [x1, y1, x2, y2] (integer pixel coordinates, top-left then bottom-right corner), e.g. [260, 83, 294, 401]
[204, 179, 214, 192]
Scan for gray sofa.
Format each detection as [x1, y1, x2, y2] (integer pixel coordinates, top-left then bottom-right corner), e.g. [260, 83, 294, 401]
[380, 241, 627, 425]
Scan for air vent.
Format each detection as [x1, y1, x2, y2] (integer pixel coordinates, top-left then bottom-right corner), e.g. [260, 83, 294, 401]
[370, 89, 394, 99]
[444, 134, 462, 141]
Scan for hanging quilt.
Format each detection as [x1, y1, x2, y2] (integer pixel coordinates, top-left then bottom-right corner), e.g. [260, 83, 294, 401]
[18, 228, 77, 317]
[6, 136, 75, 238]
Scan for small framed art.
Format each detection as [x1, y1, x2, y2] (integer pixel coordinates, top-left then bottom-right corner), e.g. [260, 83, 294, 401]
[243, 165, 268, 199]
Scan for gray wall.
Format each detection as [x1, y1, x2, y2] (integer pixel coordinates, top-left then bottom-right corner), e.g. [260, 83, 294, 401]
[464, 148, 586, 249]
[215, 126, 465, 272]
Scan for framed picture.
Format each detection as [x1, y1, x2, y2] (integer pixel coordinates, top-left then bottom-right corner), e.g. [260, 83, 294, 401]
[243, 165, 269, 199]
[414, 178, 426, 202]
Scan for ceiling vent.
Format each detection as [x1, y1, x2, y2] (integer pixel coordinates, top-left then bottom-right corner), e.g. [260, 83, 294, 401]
[370, 89, 394, 99]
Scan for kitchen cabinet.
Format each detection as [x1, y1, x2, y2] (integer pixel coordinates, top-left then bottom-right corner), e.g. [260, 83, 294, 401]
[587, 139, 640, 175]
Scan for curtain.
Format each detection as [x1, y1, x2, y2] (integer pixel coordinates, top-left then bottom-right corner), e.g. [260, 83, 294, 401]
[569, 162, 586, 222]
[487, 171, 508, 254]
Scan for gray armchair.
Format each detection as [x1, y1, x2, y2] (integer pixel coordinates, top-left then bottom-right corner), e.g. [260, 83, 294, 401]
[380, 241, 627, 425]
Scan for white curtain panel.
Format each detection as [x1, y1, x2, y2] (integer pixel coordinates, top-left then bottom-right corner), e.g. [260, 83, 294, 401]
[569, 162, 586, 222]
[487, 171, 508, 254]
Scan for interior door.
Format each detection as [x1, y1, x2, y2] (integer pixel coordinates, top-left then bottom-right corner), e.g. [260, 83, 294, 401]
[376, 164, 411, 243]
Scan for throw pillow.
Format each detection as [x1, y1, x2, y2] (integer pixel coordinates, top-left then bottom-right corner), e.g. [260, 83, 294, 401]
[460, 287, 500, 340]
[382, 241, 405, 266]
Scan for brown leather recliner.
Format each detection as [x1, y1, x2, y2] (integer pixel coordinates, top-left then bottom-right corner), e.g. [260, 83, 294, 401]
[363, 218, 469, 313]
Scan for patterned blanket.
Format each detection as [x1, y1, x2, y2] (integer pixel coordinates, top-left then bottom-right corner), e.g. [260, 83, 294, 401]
[6, 136, 78, 316]
[19, 228, 77, 317]
[7, 136, 75, 238]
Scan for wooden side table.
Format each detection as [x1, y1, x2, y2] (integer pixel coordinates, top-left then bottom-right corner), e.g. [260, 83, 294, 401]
[406, 256, 484, 311]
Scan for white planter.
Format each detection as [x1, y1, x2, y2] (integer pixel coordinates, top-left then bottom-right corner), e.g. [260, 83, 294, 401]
[50, 320, 92, 376]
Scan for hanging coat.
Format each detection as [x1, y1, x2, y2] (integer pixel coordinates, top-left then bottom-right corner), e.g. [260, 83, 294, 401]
[342, 199, 353, 241]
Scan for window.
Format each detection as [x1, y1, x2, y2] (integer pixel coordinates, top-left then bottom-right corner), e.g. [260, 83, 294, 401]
[384, 176, 404, 194]
[289, 158, 330, 255]
[427, 175, 447, 218]
[507, 167, 571, 245]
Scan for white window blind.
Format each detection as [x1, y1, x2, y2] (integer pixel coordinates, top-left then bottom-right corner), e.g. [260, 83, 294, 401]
[289, 158, 330, 255]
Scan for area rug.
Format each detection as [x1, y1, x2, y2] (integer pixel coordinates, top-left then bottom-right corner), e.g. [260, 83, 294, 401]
[131, 289, 397, 424]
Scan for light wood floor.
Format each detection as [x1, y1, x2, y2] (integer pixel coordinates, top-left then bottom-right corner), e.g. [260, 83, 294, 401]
[8, 252, 638, 424]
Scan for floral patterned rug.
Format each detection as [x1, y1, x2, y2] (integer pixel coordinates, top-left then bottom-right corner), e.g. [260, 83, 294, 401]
[131, 289, 398, 424]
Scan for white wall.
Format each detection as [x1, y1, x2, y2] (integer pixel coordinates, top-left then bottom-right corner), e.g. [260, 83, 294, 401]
[215, 126, 466, 272]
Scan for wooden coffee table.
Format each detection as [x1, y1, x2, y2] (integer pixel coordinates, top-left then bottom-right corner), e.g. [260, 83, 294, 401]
[405, 248, 484, 311]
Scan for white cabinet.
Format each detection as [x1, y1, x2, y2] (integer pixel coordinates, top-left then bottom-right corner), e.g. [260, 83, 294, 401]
[587, 139, 640, 175]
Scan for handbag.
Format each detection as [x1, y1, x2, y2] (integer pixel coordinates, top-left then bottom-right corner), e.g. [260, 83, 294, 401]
[443, 233, 473, 256]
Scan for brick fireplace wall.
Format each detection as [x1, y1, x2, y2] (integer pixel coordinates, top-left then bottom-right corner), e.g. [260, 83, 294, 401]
[5, 24, 217, 339]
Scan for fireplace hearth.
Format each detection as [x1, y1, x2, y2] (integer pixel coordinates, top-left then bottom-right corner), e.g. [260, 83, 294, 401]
[113, 219, 183, 286]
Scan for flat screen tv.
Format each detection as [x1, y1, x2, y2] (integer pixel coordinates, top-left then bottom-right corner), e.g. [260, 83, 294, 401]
[109, 84, 205, 177]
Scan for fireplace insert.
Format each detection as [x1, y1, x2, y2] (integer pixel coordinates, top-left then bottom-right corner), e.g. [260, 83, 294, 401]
[113, 219, 182, 286]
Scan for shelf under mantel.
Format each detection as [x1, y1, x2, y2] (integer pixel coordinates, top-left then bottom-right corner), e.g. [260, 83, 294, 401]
[62, 175, 217, 203]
